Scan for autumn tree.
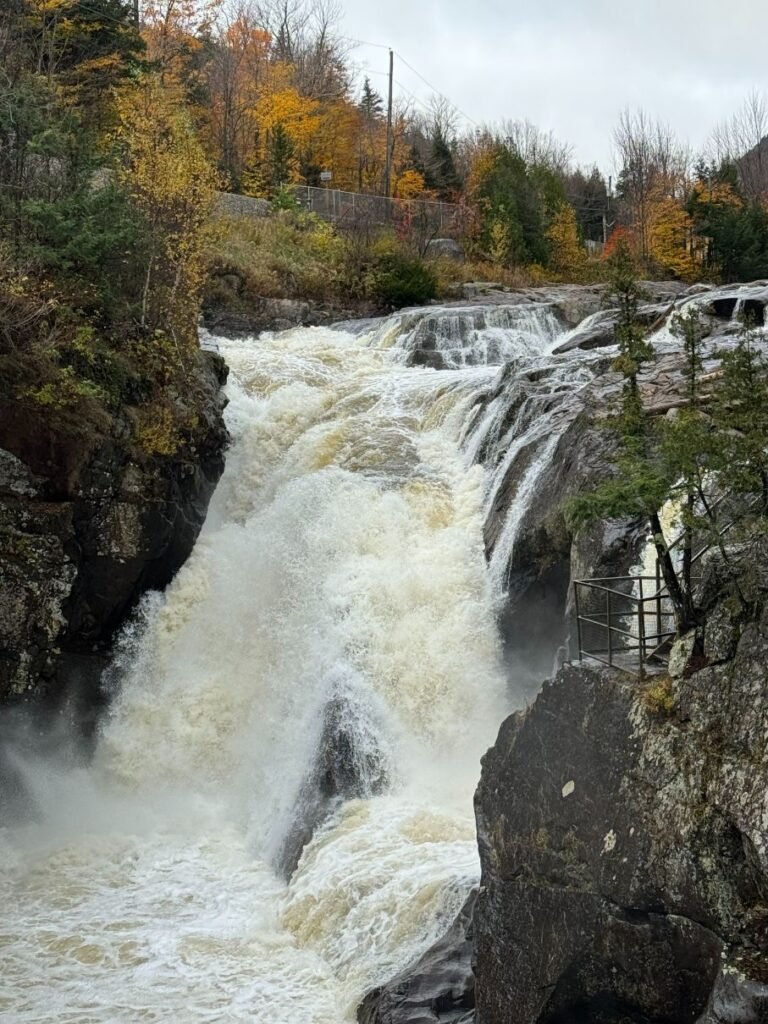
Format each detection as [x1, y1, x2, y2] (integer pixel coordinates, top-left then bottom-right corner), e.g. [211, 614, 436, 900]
[546, 204, 587, 279]
[614, 109, 689, 265]
[0, 0, 144, 294]
[688, 162, 768, 281]
[115, 76, 219, 348]
[467, 135, 566, 267]
[251, 0, 348, 97]
[204, 4, 271, 188]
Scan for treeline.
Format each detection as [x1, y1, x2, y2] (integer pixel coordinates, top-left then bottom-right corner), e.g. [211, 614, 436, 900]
[120, 0, 768, 284]
[4, 0, 768, 368]
[0, 0, 218, 451]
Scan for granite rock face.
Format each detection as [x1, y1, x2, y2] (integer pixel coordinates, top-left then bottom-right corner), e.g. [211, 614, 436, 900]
[473, 605, 768, 1024]
[0, 350, 228, 727]
[358, 890, 478, 1024]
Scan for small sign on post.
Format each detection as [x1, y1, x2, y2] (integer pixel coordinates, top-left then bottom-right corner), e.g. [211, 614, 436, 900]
[320, 171, 332, 183]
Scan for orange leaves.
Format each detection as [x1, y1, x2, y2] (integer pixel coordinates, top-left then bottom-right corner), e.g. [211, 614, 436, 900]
[141, 0, 220, 84]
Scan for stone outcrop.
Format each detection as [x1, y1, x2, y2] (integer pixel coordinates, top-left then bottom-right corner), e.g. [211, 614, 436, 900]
[203, 293, 359, 338]
[0, 350, 228, 727]
[277, 689, 389, 878]
[358, 890, 477, 1024]
[473, 599, 768, 1024]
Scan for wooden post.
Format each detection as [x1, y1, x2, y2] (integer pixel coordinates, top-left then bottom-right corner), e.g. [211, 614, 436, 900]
[384, 49, 394, 199]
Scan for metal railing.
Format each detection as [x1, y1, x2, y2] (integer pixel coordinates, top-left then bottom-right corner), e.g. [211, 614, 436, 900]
[574, 489, 763, 678]
[292, 185, 468, 236]
[573, 572, 678, 679]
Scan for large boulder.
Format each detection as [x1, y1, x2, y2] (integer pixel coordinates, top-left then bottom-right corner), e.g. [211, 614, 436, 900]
[0, 350, 228, 729]
[426, 238, 465, 262]
[276, 688, 389, 878]
[474, 603, 768, 1024]
[357, 889, 477, 1024]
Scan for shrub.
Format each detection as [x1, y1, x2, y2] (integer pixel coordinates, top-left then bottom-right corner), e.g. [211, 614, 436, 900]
[367, 249, 437, 308]
[641, 675, 676, 716]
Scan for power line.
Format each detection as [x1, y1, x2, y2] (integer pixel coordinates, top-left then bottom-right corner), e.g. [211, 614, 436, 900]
[344, 34, 480, 130]
[394, 50, 480, 129]
[341, 36, 391, 51]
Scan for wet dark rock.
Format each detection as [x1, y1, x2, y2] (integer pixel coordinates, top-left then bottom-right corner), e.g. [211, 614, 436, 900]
[700, 971, 768, 1023]
[474, 599, 768, 1024]
[277, 691, 388, 878]
[0, 350, 228, 728]
[551, 302, 677, 354]
[358, 890, 477, 1024]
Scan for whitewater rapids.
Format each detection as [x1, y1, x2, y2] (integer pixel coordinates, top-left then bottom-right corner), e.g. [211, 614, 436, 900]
[1, 308, 573, 1024]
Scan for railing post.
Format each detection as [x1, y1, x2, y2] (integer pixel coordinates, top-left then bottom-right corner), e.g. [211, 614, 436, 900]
[606, 589, 612, 667]
[638, 578, 646, 680]
[574, 583, 582, 663]
[656, 560, 662, 648]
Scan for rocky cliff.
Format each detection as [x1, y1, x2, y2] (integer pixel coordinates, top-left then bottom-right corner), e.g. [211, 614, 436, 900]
[0, 350, 228, 729]
[474, 594, 768, 1024]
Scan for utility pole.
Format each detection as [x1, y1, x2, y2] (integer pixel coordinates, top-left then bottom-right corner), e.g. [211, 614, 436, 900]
[384, 48, 394, 198]
[133, 0, 140, 27]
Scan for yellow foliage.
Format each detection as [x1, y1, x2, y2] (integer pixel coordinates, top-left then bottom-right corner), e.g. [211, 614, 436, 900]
[142, 0, 220, 85]
[690, 179, 743, 210]
[648, 195, 696, 280]
[546, 205, 587, 279]
[253, 72, 319, 147]
[310, 99, 361, 192]
[641, 675, 676, 716]
[488, 219, 512, 266]
[135, 404, 182, 456]
[115, 76, 219, 348]
[394, 169, 427, 199]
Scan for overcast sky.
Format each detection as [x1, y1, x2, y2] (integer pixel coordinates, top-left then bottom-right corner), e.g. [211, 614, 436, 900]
[341, 0, 768, 173]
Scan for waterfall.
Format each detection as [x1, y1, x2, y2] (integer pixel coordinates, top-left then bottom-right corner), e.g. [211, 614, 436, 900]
[4, 285, 762, 1023]
[0, 314, 518, 1024]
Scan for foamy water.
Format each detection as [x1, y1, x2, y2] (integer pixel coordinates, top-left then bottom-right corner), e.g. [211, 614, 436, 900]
[2, 311, 554, 1024]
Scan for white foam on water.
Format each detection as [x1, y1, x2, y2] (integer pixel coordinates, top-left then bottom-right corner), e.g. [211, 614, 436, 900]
[1, 319, 516, 1024]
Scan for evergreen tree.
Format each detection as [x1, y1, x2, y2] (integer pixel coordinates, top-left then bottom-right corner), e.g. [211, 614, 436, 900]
[425, 127, 461, 201]
[267, 123, 296, 190]
[714, 321, 768, 509]
[359, 77, 383, 119]
[567, 243, 698, 632]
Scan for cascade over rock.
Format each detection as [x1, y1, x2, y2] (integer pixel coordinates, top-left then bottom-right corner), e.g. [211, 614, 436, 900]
[357, 889, 477, 1024]
[277, 686, 389, 878]
[4, 281, 768, 1024]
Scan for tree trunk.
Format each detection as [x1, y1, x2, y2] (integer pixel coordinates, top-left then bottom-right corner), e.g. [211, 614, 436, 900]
[649, 510, 696, 634]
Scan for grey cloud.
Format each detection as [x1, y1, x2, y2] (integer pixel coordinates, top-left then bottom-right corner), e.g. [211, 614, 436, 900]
[342, 0, 768, 170]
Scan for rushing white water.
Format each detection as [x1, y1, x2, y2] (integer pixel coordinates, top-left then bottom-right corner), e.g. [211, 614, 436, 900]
[10, 284, 759, 1022]
[1, 305, 578, 1024]
[16, 283, 759, 1021]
